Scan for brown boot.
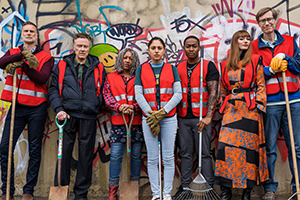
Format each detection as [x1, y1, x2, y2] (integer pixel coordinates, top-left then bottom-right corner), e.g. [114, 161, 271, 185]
[21, 194, 33, 200]
[1, 195, 14, 200]
[107, 186, 118, 200]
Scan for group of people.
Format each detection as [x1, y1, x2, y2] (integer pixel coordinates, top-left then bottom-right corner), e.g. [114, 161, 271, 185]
[0, 6, 300, 200]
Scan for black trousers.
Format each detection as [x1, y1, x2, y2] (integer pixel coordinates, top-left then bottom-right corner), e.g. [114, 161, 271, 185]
[54, 117, 96, 199]
[177, 117, 214, 187]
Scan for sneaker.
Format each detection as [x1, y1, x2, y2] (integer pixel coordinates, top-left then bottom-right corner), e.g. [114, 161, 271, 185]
[262, 191, 275, 200]
[151, 196, 160, 200]
[163, 194, 172, 200]
[172, 185, 184, 199]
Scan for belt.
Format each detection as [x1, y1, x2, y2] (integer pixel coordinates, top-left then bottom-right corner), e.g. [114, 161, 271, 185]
[229, 88, 252, 94]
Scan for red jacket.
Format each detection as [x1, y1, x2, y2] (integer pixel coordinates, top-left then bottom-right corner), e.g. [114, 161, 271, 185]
[1, 48, 52, 106]
[177, 60, 210, 117]
[107, 72, 142, 125]
[140, 63, 176, 117]
[252, 35, 299, 95]
[219, 55, 260, 113]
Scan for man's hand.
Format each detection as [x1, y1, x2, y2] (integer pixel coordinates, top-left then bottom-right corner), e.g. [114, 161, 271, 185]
[22, 50, 39, 70]
[275, 53, 286, 60]
[196, 116, 212, 133]
[6, 61, 24, 74]
[57, 111, 70, 121]
[270, 57, 283, 73]
[279, 60, 288, 72]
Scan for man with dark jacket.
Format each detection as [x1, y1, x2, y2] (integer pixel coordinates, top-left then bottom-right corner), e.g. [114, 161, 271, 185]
[49, 33, 106, 200]
[0, 21, 53, 200]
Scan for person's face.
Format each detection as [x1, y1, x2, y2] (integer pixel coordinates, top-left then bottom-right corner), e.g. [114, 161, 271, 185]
[237, 36, 251, 50]
[148, 40, 165, 63]
[21, 24, 37, 44]
[184, 38, 200, 60]
[258, 11, 276, 34]
[122, 51, 133, 72]
[73, 38, 90, 61]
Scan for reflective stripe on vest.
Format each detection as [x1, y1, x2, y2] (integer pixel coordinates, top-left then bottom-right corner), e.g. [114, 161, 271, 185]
[1, 48, 51, 106]
[107, 71, 142, 125]
[141, 63, 176, 117]
[177, 60, 210, 117]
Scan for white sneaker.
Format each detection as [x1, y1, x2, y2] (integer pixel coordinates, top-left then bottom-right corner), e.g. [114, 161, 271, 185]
[163, 194, 172, 200]
[151, 196, 160, 200]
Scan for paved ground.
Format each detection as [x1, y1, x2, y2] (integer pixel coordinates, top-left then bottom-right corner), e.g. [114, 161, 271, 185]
[7, 195, 294, 199]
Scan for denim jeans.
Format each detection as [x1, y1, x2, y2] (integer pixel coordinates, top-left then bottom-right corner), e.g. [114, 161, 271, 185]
[263, 102, 300, 193]
[0, 103, 47, 196]
[142, 115, 177, 197]
[109, 142, 143, 186]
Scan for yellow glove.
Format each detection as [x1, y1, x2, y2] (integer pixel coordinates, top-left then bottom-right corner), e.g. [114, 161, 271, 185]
[279, 60, 288, 72]
[22, 50, 39, 70]
[270, 57, 283, 73]
[6, 61, 24, 74]
[146, 108, 167, 128]
[150, 124, 160, 137]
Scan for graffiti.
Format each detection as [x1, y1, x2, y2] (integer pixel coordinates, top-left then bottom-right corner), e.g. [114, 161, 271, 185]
[171, 15, 206, 33]
[2, 7, 11, 14]
[211, 0, 256, 18]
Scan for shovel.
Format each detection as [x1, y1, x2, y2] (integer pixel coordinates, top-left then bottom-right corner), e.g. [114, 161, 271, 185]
[119, 112, 139, 200]
[49, 116, 68, 200]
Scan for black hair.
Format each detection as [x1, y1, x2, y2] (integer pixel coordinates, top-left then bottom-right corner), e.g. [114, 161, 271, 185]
[184, 35, 200, 46]
[148, 36, 165, 49]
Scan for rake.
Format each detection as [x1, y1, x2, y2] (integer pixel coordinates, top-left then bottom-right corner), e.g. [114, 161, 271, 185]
[176, 46, 220, 200]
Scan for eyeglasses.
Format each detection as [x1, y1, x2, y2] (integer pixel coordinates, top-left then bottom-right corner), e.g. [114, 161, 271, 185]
[258, 18, 274, 25]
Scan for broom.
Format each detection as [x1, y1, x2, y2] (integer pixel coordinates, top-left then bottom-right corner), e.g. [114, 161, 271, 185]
[176, 46, 220, 200]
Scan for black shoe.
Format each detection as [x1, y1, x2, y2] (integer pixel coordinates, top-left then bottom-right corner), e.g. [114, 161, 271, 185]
[241, 188, 252, 200]
[172, 185, 184, 200]
[221, 186, 232, 200]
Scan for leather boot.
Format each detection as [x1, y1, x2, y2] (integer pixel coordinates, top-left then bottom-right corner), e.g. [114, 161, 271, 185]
[241, 188, 252, 200]
[107, 186, 118, 200]
[221, 186, 232, 200]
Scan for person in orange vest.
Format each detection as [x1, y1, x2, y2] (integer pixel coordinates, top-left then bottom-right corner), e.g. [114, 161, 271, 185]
[48, 33, 106, 200]
[215, 30, 268, 200]
[103, 48, 143, 200]
[134, 37, 182, 200]
[0, 21, 53, 200]
[252, 7, 300, 200]
[172, 35, 219, 199]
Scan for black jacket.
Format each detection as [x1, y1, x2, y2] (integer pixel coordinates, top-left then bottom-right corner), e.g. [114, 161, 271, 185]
[49, 53, 106, 119]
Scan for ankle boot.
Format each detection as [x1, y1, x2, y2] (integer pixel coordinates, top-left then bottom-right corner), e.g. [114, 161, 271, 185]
[241, 188, 252, 200]
[107, 186, 118, 200]
[221, 186, 232, 200]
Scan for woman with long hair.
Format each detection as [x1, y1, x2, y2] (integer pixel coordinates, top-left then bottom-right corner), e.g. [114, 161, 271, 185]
[104, 48, 143, 200]
[134, 37, 182, 200]
[214, 30, 269, 200]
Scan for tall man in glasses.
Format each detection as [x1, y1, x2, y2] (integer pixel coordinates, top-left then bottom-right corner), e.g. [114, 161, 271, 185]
[252, 7, 300, 200]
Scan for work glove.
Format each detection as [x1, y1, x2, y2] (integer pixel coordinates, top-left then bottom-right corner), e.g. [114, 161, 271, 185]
[279, 60, 288, 72]
[6, 61, 24, 74]
[150, 124, 160, 137]
[21, 50, 39, 70]
[146, 108, 167, 128]
[270, 57, 283, 74]
[275, 53, 286, 60]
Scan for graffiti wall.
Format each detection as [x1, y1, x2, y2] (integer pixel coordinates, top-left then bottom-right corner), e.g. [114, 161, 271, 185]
[0, 0, 300, 198]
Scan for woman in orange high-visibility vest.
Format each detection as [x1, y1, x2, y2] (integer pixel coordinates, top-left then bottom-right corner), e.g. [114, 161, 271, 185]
[215, 30, 269, 200]
[103, 48, 143, 200]
[134, 37, 182, 200]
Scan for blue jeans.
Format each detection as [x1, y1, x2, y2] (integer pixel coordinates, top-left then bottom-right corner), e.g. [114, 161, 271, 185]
[263, 102, 300, 193]
[143, 115, 177, 197]
[109, 142, 143, 186]
[0, 103, 47, 196]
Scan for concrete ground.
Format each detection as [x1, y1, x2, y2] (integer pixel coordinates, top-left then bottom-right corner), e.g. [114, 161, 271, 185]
[7, 195, 294, 200]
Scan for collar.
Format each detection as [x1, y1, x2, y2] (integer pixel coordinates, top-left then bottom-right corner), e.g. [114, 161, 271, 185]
[261, 33, 277, 48]
[74, 58, 90, 68]
[257, 30, 285, 49]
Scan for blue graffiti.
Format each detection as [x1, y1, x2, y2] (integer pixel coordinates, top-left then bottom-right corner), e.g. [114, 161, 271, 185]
[72, 0, 122, 42]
